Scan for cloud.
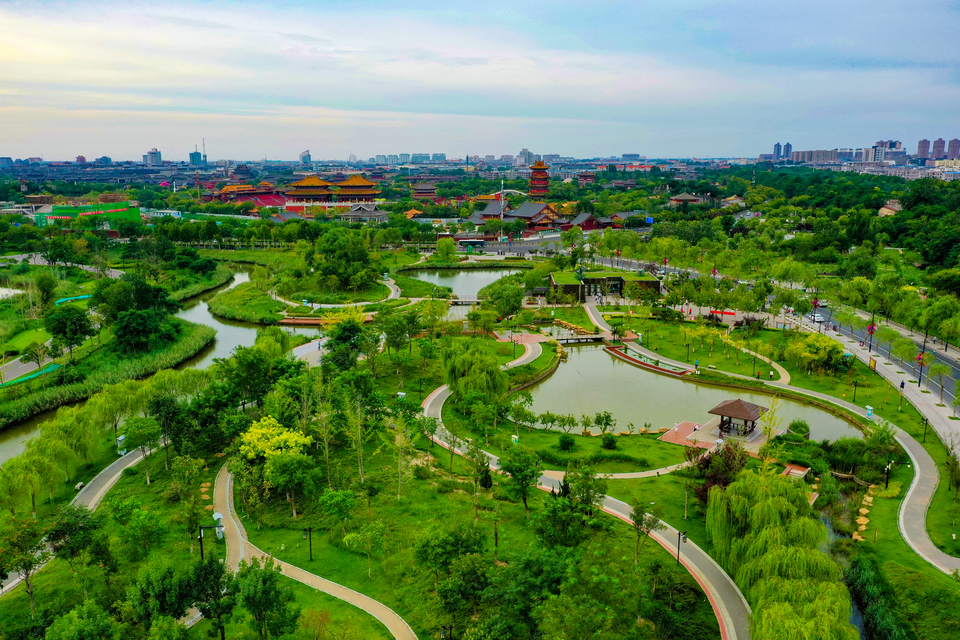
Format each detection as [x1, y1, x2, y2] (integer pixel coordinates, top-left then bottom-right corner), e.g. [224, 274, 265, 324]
[0, 0, 958, 159]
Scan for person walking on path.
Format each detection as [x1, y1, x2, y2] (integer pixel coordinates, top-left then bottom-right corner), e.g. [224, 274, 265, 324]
[769, 370, 774, 380]
[901, 380, 906, 391]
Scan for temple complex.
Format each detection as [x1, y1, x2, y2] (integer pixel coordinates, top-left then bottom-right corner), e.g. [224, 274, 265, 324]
[284, 175, 335, 202]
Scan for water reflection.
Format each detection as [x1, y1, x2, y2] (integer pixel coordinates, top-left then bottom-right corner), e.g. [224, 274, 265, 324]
[527, 346, 862, 441]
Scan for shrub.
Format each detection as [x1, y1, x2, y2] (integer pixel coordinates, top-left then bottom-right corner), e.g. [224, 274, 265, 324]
[413, 464, 432, 480]
[788, 419, 810, 436]
[558, 434, 575, 451]
[601, 433, 617, 450]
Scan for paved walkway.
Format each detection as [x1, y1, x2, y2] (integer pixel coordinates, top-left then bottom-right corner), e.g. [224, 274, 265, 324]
[272, 278, 402, 310]
[419, 345, 751, 640]
[213, 464, 417, 640]
[0, 446, 146, 594]
[3, 253, 125, 279]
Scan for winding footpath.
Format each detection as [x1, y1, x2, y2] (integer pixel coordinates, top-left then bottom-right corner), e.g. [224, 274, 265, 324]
[420, 340, 753, 640]
[212, 464, 417, 640]
[0, 446, 147, 594]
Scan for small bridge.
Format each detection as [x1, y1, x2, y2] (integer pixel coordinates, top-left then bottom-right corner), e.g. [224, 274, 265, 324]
[556, 334, 605, 344]
[450, 296, 480, 305]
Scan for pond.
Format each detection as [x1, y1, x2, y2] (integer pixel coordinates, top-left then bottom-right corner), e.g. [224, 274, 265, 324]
[526, 346, 862, 441]
[0, 268, 314, 463]
[406, 269, 517, 297]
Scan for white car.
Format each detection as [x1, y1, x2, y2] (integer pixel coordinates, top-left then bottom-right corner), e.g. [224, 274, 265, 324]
[812, 314, 825, 323]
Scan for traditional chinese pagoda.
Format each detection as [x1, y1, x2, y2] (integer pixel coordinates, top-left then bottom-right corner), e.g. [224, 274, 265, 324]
[528, 160, 550, 197]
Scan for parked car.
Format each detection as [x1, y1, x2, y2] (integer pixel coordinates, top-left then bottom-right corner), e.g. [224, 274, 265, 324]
[812, 313, 825, 323]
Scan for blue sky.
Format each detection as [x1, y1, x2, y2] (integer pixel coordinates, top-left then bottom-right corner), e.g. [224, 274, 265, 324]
[1, 0, 959, 161]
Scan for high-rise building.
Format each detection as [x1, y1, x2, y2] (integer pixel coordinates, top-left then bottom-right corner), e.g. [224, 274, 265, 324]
[933, 138, 946, 159]
[399, 153, 411, 163]
[375, 155, 387, 164]
[0, 157, 12, 168]
[622, 153, 641, 161]
[189, 148, 203, 166]
[299, 150, 311, 165]
[773, 142, 782, 160]
[143, 148, 162, 166]
[432, 153, 446, 162]
[387, 154, 399, 165]
[917, 139, 931, 158]
[517, 148, 535, 165]
[783, 143, 792, 159]
[411, 153, 430, 163]
[948, 139, 960, 160]
[348, 153, 357, 163]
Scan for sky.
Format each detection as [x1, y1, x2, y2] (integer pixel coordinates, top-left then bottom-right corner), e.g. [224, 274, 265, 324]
[1, 0, 960, 161]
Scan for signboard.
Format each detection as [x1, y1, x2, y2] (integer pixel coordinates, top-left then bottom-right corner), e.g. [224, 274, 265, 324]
[869, 357, 877, 371]
[645, 217, 654, 224]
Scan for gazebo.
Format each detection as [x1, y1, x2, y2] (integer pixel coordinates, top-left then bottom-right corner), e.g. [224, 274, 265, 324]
[709, 399, 768, 436]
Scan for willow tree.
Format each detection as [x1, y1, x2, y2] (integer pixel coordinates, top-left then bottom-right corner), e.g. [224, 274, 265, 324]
[706, 470, 858, 640]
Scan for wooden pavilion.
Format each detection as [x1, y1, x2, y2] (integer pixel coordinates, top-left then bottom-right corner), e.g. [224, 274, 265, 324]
[708, 399, 768, 436]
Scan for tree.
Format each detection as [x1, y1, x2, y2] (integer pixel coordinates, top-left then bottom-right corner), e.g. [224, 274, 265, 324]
[237, 557, 302, 640]
[344, 520, 386, 578]
[21, 341, 49, 371]
[929, 363, 952, 401]
[113, 309, 165, 353]
[891, 337, 917, 368]
[43, 305, 93, 360]
[414, 524, 485, 591]
[124, 417, 162, 485]
[266, 452, 319, 520]
[498, 446, 540, 518]
[46, 504, 106, 571]
[239, 416, 312, 461]
[317, 489, 356, 536]
[565, 462, 607, 516]
[629, 502, 666, 565]
[193, 553, 239, 640]
[0, 516, 49, 614]
[127, 559, 195, 629]
[436, 237, 457, 262]
[45, 600, 122, 640]
[438, 553, 491, 619]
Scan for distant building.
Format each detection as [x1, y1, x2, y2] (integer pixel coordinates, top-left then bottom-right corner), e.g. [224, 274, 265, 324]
[143, 148, 162, 166]
[94, 156, 112, 165]
[299, 150, 311, 165]
[668, 192, 708, 207]
[577, 171, 595, 187]
[411, 153, 430, 163]
[773, 142, 782, 160]
[528, 161, 551, 197]
[948, 139, 960, 160]
[933, 138, 946, 159]
[783, 143, 792, 159]
[431, 153, 446, 162]
[622, 153, 641, 161]
[375, 155, 387, 164]
[399, 153, 411, 163]
[387, 154, 399, 165]
[412, 182, 438, 201]
[917, 139, 931, 158]
[75, 155, 86, 164]
[0, 157, 12, 167]
[878, 199, 902, 217]
[339, 203, 388, 224]
[189, 150, 204, 166]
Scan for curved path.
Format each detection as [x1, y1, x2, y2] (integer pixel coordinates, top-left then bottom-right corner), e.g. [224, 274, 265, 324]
[272, 277, 401, 310]
[213, 464, 417, 640]
[629, 327, 960, 575]
[420, 342, 752, 640]
[0, 447, 146, 594]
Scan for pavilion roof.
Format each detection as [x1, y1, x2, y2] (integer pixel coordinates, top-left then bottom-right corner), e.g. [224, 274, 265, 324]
[288, 175, 333, 188]
[707, 399, 768, 422]
[529, 160, 550, 170]
[670, 192, 701, 201]
[337, 175, 378, 187]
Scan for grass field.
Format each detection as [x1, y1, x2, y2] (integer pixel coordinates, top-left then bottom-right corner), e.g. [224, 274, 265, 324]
[3, 326, 52, 352]
[392, 274, 452, 298]
[208, 281, 285, 324]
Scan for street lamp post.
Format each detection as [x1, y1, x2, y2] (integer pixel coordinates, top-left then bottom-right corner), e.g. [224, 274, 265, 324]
[302, 527, 313, 561]
[676, 530, 687, 565]
[885, 462, 892, 489]
[923, 417, 928, 443]
[198, 520, 225, 561]
[853, 380, 858, 404]
[440, 624, 454, 639]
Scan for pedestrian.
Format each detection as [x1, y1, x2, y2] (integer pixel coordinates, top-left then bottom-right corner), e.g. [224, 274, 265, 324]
[901, 380, 905, 391]
[769, 370, 774, 380]
[756, 371, 761, 380]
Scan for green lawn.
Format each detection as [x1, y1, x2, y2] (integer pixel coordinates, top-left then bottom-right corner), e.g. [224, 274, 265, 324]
[392, 274, 452, 298]
[551, 270, 657, 285]
[3, 326, 52, 352]
[546, 306, 597, 331]
[208, 281, 285, 324]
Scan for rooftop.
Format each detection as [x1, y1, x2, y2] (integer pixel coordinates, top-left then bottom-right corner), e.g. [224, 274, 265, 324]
[708, 399, 768, 422]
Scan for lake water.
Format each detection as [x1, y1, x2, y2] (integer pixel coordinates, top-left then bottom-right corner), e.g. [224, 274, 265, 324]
[527, 346, 862, 441]
[406, 269, 517, 297]
[0, 287, 21, 300]
[0, 268, 314, 463]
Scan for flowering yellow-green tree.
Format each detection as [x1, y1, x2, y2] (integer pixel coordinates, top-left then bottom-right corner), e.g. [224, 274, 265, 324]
[239, 416, 312, 461]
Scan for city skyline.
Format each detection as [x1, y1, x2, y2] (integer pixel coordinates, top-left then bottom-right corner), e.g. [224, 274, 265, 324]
[2, 1, 960, 160]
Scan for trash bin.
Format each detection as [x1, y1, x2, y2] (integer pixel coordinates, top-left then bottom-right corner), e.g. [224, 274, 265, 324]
[866, 405, 873, 418]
